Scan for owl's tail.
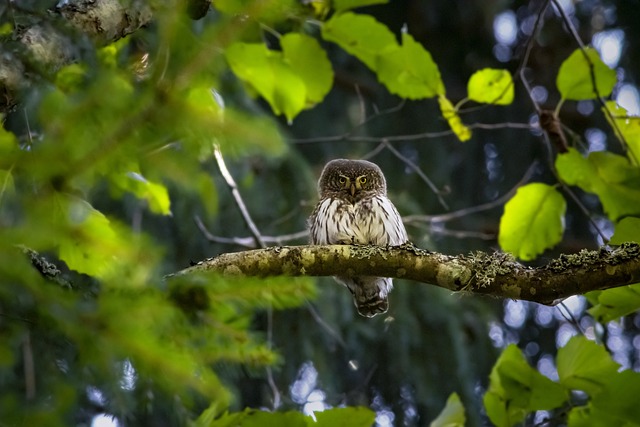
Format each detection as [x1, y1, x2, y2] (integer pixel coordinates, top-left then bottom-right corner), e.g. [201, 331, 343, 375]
[354, 294, 389, 318]
[336, 276, 392, 318]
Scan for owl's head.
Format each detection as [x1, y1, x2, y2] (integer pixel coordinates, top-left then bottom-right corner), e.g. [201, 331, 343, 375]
[317, 159, 387, 200]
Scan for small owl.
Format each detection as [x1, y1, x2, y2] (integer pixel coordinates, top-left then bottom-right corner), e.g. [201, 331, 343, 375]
[308, 159, 408, 317]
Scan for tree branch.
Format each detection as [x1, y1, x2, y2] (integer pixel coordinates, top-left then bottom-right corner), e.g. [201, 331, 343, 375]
[169, 242, 640, 305]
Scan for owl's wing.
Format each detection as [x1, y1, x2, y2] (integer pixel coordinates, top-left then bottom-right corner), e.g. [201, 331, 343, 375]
[309, 198, 334, 245]
[371, 195, 408, 246]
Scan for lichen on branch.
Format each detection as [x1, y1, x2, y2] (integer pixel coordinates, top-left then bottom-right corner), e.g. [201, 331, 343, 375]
[169, 242, 640, 305]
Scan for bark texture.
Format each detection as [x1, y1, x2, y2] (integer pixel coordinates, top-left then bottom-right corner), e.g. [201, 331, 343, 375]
[1, 0, 152, 113]
[170, 242, 640, 304]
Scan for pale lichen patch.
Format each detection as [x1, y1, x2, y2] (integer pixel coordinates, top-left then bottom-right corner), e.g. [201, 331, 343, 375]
[223, 265, 242, 276]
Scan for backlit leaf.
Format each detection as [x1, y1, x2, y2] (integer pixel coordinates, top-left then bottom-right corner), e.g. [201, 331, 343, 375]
[111, 171, 172, 216]
[611, 217, 640, 244]
[589, 370, 640, 423]
[226, 42, 307, 121]
[376, 32, 445, 98]
[498, 183, 566, 260]
[588, 284, 640, 322]
[467, 68, 514, 105]
[313, 407, 376, 427]
[556, 148, 640, 221]
[602, 101, 640, 162]
[557, 47, 616, 100]
[0, 169, 14, 205]
[334, 0, 389, 12]
[557, 336, 620, 395]
[281, 33, 333, 104]
[484, 345, 567, 427]
[430, 393, 465, 427]
[55, 194, 121, 278]
[321, 12, 397, 70]
[438, 96, 471, 142]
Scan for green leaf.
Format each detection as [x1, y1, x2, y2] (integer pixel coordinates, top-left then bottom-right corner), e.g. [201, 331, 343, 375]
[438, 96, 471, 142]
[0, 22, 12, 36]
[602, 101, 640, 163]
[313, 407, 376, 427]
[281, 33, 333, 104]
[430, 393, 465, 427]
[0, 120, 18, 160]
[376, 32, 445, 98]
[321, 12, 397, 70]
[111, 171, 172, 216]
[556, 148, 640, 221]
[226, 35, 333, 121]
[226, 42, 307, 121]
[0, 169, 15, 206]
[498, 183, 566, 260]
[55, 63, 87, 92]
[557, 47, 616, 100]
[557, 336, 619, 396]
[587, 284, 640, 322]
[611, 217, 640, 244]
[467, 68, 514, 105]
[567, 404, 638, 427]
[483, 345, 568, 427]
[590, 370, 640, 423]
[200, 407, 374, 427]
[55, 194, 122, 279]
[334, 0, 389, 12]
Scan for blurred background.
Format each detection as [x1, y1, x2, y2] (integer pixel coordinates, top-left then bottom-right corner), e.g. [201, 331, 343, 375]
[2, 0, 640, 426]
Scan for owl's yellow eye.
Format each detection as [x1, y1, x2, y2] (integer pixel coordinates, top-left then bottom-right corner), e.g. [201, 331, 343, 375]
[338, 176, 347, 184]
[358, 176, 367, 185]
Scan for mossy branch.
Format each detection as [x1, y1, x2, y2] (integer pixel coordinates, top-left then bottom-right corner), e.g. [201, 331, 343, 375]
[169, 242, 640, 305]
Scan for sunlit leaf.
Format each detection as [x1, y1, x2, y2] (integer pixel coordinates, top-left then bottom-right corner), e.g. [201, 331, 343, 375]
[498, 183, 566, 260]
[334, 0, 388, 12]
[321, 12, 397, 70]
[0, 22, 12, 36]
[602, 101, 640, 162]
[377, 32, 445, 98]
[567, 404, 636, 427]
[589, 370, 640, 423]
[467, 68, 514, 105]
[225, 42, 308, 121]
[556, 147, 640, 221]
[611, 217, 640, 244]
[111, 171, 172, 216]
[557, 47, 616, 100]
[587, 284, 640, 322]
[0, 122, 18, 158]
[557, 336, 619, 395]
[313, 407, 376, 427]
[483, 345, 568, 427]
[0, 169, 15, 206]
[54, 63, 87, 92]
[55, 194, 121, 278]
[281, 33, 333, 104]
[430, 393, 465, 427]
[438, 96, 471, 142]
[205, 409, 307, 427]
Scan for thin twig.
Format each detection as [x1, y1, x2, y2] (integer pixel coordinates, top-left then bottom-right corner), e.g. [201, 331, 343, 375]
[23, 331, 35, 400]
[305, 302, 346, 348]
[291, 122, 535, 145]
[381, 139, 450, 210]
[551, 0, 638, 165]
[403, 162, 538, 224]
[213, 144, 266, 248]
[212, 145, 282, 408]
[195, 215, 308, 248]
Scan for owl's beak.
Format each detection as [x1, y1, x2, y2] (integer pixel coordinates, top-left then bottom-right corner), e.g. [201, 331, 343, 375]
[350, 183, 356, 196]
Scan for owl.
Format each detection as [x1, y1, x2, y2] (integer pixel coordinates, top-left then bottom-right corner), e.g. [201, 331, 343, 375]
[308, 159, 408, 317]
